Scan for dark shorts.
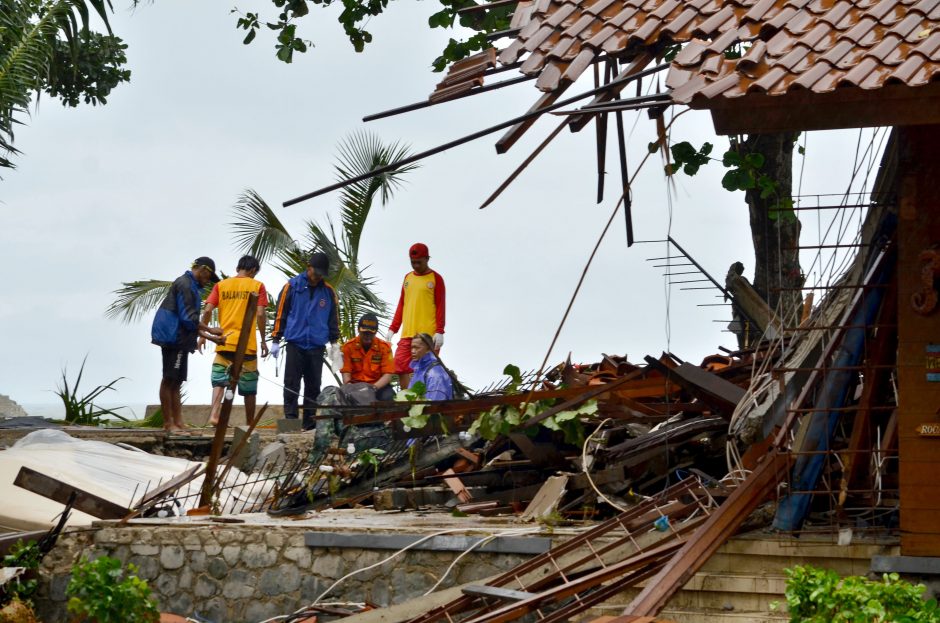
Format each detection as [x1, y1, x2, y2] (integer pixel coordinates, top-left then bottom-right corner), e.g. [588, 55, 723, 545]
[161, 347, 188, 383]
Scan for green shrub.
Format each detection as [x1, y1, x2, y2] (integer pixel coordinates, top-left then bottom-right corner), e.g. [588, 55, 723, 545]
[782, 564, 940, 623]
[1, 540, 41, 606]
[54, 356, 129, 426]
[66, 557, 159, 623]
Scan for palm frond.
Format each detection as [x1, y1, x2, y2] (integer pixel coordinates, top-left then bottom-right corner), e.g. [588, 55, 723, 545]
[105, 279, 171, 324]
[230, 189, 298, 262]
[334, 130, 418, 260]
[0, 0, 116, 170]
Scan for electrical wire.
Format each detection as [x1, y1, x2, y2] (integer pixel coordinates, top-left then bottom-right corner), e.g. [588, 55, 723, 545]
[580, 418, 631, 512]
[421, 526, 544, 596]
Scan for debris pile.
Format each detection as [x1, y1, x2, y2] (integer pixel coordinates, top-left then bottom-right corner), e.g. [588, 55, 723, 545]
[262, 348, 771, 522]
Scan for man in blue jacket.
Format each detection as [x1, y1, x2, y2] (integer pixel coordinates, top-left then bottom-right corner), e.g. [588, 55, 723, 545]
[151, 257, 224, 433]
[271, 252, 341, 430]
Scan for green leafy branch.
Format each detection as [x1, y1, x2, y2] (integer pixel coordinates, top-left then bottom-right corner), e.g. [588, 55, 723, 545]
[66, 557, 159, 623]
[231, 3, 312, 62]
[655, 139, 797, 222]
[2, 540, 41, 605]
[428, 0, 512, 71]
[466, 364, 597, 446]
[396, 381, 429, 430]
[357, 447, 386, 477]
[233, 0, 511, 70]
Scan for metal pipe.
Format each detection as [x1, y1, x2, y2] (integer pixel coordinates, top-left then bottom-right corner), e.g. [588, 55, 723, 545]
[284, 63, 670, 207]
[363, 75, 533, 122]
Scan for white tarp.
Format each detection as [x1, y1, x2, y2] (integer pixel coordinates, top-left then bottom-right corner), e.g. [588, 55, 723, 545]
[0, 430, 270, 531]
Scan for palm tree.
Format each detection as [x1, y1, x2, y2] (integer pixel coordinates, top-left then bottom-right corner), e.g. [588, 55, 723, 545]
[106, 131, 417, 340]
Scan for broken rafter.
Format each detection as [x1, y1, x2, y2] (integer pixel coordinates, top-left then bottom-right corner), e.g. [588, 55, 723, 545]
[283, 62, 668, 208]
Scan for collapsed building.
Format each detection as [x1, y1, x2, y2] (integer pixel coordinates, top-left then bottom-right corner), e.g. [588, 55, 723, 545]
[3, 0, 940, 621]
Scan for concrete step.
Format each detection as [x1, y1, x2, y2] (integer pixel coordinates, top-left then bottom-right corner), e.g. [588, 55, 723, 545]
[589, 536, 899, 622]
[587, 604, 788, 623]
[660, 607, 789, 623]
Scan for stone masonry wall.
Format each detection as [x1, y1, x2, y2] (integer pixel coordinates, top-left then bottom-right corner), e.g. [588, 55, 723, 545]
[36, 524, 531, 623]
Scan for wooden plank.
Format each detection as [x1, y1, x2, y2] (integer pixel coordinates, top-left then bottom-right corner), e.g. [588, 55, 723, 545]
[898, 461, 940, 486]
[707, 83, 940, 134]
[568, 465, 625, 490]
[13, 466, 128, 519]
[441, 468, 473, 504]
[896, 128, 940, 557]
[462, 585, 534, 602]
[896, 486, 940, 510]
[643, 357, 745, 415]
[201, 292, 258, 506]
[901, 534, 940, 558]
[519, 475, 568, 522]
[619, 449, 787, 618]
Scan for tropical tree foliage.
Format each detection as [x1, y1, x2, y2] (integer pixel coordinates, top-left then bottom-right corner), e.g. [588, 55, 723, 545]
[230, 131, 418, 339]
[230, 0, 512, 71]
[0, 0, 130, 170]
[106, 131, 416, 341]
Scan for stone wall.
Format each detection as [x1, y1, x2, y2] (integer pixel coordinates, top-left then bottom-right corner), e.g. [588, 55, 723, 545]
[36, 524, 531, 623]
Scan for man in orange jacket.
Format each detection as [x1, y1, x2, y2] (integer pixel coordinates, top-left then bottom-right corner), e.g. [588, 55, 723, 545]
[385, 243, 445, 389]
[340, 313, 395, 401]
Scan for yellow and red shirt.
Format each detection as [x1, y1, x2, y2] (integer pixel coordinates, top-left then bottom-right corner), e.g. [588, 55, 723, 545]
[206, 277, 269, 356]
[340, 337, 394, 384]
[389, 270, 445, 338]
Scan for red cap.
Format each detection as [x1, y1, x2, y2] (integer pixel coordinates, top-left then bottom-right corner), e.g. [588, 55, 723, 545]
[409, 243, 429, 259]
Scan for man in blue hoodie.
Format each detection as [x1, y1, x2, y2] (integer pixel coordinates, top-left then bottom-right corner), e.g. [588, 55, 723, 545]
[408, 333, 454, 401]
[271, 252, 341, 430]
[151, 257, 224, 433]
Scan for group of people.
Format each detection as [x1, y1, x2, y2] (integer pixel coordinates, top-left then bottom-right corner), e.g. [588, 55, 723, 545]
[150, 244, 455, 433]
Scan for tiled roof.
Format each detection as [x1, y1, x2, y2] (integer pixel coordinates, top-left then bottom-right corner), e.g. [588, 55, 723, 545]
[431, 48, 498, 103]
[666, 0, 940, 104]
[431, 0, 940, 112]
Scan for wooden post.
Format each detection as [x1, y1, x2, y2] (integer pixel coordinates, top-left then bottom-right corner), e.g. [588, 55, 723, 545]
[200, 291, 258, 508]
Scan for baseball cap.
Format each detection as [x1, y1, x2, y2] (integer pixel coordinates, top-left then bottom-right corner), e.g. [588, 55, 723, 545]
[409, 243, 429, 259]
[358, 313, 379, 334]
[194, 256, 220, 283]
[308, 252, 330, 277]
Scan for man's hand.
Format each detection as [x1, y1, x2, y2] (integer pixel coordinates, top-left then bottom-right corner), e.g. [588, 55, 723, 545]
[210, 332, 230, 346]
[433, 333, 445, 350]
[269, 340, 281, 359]
[208, 326, 224, 336]
[197, 336, 206, 354]
[385, 328, 397, 343]
[260, 339, 269, 358]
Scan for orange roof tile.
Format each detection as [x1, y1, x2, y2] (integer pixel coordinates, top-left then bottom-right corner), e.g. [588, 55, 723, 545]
[436, 0, 940, 117]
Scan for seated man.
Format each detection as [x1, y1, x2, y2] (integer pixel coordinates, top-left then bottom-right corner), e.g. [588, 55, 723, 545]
[340, 313, 395, 401]
[408, 333, 454, 400]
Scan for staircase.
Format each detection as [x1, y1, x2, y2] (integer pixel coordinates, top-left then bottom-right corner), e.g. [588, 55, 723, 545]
[586, 533, 899, 623]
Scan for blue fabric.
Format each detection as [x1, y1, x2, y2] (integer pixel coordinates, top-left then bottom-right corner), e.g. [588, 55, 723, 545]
[409, 353, 453, 400]
[277, 273, 340, 350]
[151, 272, 202, 351]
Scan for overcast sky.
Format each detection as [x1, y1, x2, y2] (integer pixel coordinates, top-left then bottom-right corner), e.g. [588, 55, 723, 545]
[1, 0, 884, 414]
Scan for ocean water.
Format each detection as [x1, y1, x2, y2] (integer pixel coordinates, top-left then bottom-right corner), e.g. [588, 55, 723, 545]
[19, 403, 151, 422]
